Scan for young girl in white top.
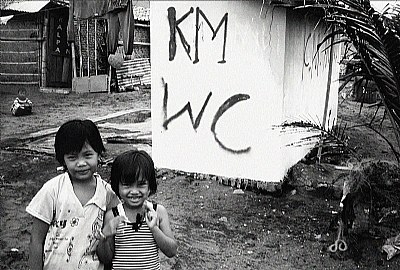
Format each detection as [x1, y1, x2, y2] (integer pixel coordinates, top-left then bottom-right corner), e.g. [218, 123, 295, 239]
[26, 119, 120, 270]
[11, 88, 32, 116]
[96, 150, 177, 270]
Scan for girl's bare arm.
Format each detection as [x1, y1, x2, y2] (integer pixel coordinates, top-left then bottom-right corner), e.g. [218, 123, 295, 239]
[29, 217, 49, 270]
[146, 203, 178, 257]
[96, 210, 126, 264]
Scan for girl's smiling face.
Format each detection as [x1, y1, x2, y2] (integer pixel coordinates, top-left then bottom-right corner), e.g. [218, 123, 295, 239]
[63, 142, 99, 183]
[119, 173, 150, 209]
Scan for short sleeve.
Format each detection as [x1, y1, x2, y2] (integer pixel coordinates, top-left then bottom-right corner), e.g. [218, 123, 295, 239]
[26, 179, 57, 224]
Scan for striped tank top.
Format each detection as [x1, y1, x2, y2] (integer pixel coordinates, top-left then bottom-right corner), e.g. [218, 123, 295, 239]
[112, 206, 160, 270]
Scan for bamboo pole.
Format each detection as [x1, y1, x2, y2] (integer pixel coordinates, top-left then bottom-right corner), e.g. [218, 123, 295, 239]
[0, 62, 37, 65]
[0, 37, 44, 41]
[1, 51, 37, 54]
[78, 20, 82, 77]
[87, 19, 89, 77]
[95, 18, 98, 76]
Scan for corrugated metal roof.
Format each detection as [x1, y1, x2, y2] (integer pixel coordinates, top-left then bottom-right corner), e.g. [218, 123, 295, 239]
[2, 0, 51, 13]
[69, 0, 149, 20]
[116, 58, 151, 90]
[269, 0, 317, 7]
[1, 1, 148, 20]
[0, 15, 14, 24]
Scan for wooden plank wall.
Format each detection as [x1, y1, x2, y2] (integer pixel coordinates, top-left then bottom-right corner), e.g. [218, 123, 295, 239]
[0, 13, 41, 85]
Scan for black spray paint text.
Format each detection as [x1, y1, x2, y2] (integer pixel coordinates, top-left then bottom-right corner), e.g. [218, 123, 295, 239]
[168, 7, 228, 64]
[162, 79, 251, 154]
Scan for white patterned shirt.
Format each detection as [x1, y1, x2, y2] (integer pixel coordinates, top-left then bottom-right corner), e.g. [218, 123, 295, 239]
[26, 172, 119, 270]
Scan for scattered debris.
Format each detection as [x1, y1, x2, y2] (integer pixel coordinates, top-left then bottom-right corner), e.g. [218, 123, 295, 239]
[8, 248, 22, 259]
[382, 234, 400, 260]
[106, 136, 151, 145]
[233, 189, 244, 194]
[218, 216, 228, 222]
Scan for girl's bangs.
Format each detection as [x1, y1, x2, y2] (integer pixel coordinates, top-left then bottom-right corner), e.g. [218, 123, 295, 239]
[120, 166, 142, 185]
[62, 134, 86, 155]
[120, 155, 152, 184]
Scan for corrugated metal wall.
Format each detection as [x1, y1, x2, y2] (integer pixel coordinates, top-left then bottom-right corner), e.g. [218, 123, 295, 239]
[114, 7, 150, 91]
[116, 58, 150, 90]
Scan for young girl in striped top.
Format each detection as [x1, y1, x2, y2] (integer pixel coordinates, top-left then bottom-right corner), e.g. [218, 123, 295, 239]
[96, 150, 177, 270]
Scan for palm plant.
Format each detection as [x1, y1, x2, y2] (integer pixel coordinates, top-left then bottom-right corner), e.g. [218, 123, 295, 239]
[308, 0, 400, 161]
[302, 1, 400, 249]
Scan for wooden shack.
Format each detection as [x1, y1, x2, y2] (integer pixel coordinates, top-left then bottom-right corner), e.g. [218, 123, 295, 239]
[0, 0, 71, 91]
[1, 0, 151, 93]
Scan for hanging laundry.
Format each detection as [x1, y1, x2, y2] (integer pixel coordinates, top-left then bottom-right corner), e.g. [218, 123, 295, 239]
[106, 0, 135, 55]
[73, 0, 108, 19]
[67, 0, 135, 55]
[67, 0, 109, 42]
[67, 0, 74, 42]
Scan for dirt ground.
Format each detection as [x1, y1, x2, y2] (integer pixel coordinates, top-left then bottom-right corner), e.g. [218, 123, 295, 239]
[1, 84, 400, 270]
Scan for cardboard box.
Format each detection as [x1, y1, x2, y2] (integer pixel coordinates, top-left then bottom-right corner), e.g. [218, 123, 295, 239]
[72, 75, 108, 93]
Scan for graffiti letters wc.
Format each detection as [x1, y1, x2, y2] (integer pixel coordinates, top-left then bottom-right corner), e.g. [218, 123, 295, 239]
[162, 79, 251, 154]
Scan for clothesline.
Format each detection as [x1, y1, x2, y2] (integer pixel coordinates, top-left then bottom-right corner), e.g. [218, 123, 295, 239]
[70, 0, 133, 20]
[68, 0, 148, 54]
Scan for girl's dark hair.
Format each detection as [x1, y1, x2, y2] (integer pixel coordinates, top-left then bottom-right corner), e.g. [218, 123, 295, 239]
[54, 119, 105, 165]
[110, 150, 157, 197]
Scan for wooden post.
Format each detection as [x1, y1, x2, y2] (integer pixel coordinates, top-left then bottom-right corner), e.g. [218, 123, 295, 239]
[317, 32, 335, 164]
[71, 42, 77, 78]
[41, 11, 49, 87]
[106, 19, 110, 94]
[108, 67, 111, 94]
[67, 0, 76, 79]
[38, 14, 43, 86]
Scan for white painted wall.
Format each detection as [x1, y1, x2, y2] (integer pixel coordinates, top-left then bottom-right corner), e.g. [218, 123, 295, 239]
[151, 1, 339, 183]
[281, 8, 340, 172]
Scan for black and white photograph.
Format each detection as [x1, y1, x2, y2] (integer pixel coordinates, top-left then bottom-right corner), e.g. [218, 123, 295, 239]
[1, 0, 400, 269]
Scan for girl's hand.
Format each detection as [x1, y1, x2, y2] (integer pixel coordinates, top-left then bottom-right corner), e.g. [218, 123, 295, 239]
[144, 200, 159, 229]
[103, 215, 127, 237]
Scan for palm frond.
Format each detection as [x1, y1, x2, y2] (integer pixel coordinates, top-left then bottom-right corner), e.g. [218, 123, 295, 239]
[281, 117, 359, 163]
[303, 0, 400, 162]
